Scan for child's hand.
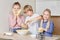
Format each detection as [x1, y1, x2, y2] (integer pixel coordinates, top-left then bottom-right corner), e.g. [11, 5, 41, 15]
[21, 23, 28, 28]
[12, 9, 17, 16]
[17, 9, 21, 16]
[38, 27, 44, 32]
[44, 28, 48, 32]
[12, 9, 21, 16]
[21, 23, 24, 27]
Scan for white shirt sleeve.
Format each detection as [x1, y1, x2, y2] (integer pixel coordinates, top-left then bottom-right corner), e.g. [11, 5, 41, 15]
[25, 17, 28, 24]
[33, 13, 40, 20]
[33, 13, 40, 17]
[25, 17, 30, 24]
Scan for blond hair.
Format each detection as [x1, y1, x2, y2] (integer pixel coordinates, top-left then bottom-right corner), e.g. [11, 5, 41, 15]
[23, 5, 33, 13]
[40, 8, 51, 31]
[43, 8, 51, 19]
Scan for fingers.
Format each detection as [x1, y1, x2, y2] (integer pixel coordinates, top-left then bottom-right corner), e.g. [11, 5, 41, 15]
[17, 9, 21, 14]
[38, 27, 44, 32]
[12, 9, 22, 16]
[16, 9, 22, 16]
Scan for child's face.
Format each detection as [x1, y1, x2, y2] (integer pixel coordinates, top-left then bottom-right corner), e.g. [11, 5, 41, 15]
[25, 11, 33, 16]
[43, 11, 50, 20]
[13, 5, 20, 14]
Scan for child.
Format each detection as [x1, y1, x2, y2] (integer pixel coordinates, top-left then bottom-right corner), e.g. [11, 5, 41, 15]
[39, 9, 54, 37]
[23, 5, 41, 36]
[9, 2, 24, 33]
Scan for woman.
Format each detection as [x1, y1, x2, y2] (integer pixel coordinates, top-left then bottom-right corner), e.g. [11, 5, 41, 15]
[39, 8, 54, 37]
[9, 2, 24, 33]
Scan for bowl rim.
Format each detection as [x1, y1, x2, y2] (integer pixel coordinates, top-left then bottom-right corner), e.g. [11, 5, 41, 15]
[16, 30, 29, 32]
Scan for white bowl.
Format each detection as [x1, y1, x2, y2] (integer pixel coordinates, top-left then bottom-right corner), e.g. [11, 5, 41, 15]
[30, 35, 36, 38]
[16, 30, 29, 35]
[4, 32, 13, 36]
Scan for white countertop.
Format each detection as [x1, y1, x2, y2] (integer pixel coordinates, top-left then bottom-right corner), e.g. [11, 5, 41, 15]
[0, 33, 60, 40]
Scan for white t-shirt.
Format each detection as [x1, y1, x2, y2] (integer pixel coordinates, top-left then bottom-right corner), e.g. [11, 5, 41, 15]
[25, 13, 40, 35]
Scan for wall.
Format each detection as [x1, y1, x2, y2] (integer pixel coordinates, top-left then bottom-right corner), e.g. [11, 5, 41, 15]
[36, 0, 60, 16]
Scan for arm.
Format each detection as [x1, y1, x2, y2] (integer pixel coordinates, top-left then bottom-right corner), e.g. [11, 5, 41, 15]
[21, 23, 28, 29]
[33, 16, 42, 20]
[15, 9, 22, 26]
[26, 16, 42, 24]
[44, 21, 54, 33]
[17, 16, 28, 28]
[21, 17, 29, 29]
[17, 16, 24, 27]
[9, 14, 16, 28]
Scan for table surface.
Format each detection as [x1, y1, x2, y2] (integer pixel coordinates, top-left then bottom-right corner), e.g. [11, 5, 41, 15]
[0, 33, 60, 40]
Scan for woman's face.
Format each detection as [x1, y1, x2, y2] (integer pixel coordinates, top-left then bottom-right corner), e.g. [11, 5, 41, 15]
[12, 5, 20, 14]
[43, 11, 50, 20]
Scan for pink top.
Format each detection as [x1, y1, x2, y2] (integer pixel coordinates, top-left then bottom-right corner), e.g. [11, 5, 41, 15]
[9, 13, 24, 28]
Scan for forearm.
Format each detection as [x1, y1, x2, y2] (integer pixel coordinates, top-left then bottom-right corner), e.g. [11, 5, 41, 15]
[21, 23, 28, 29]
[27, 16, 42, 23]
[9, 17, 16, 27]
[10, 21, 16, 27]
[17, 22, 21, 27]
[34, 16, 42, 20]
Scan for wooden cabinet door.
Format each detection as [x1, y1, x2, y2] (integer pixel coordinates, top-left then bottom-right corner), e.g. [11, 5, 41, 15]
[51, 16, 60, 35]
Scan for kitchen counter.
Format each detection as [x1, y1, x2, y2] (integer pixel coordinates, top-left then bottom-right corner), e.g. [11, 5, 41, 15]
[0, 33, 60, 40]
